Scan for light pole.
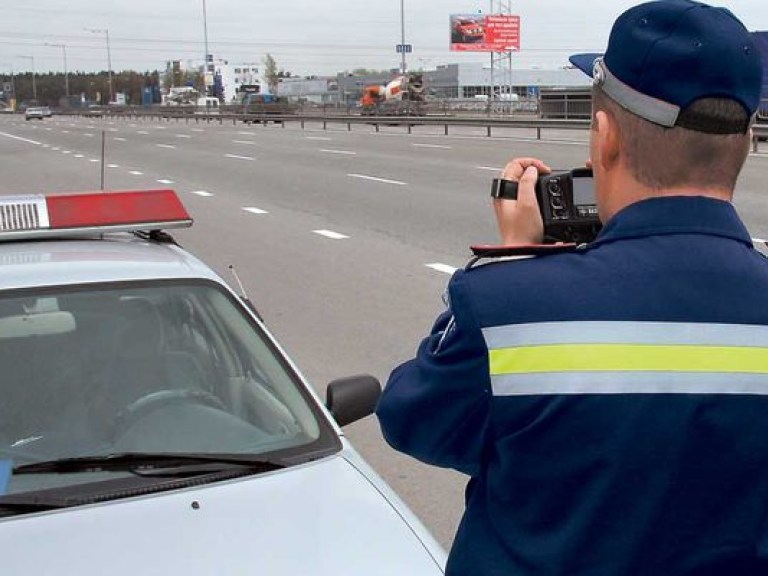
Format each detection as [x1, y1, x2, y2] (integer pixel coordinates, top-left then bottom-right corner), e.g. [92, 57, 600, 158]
[0, 64, 16, 110]
[45, 43, 69, 100]
[202, 0, 210, 97]
[85, 28, 113, 103]
[400, 0, 407, 75]
[16, 55, 36, 103]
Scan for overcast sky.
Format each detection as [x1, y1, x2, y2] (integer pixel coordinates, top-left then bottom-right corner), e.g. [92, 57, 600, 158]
[1, 1, 766, 77]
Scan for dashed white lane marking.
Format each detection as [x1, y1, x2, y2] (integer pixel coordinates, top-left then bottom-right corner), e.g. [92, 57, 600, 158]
[74, 154, 84, 158]
[137, 130, 149, 135]
[242, 207, 268, 215]
[52, 147, 60, 151]
[107, 163, 120, 168]
[348, 173, 406, 186]
[313, 229, 349, 240]
[83, 133, 94, 137]
[157, 179, 175, 184]
[42, 144, 50, 148]
[0, 131, 40, 145]
[129, 170, 144, 175]
[114, 137, 126, 141]
[154, 126, 167, 130]
[89, 159, 100, 163]
[321, 149, 357, 155]
[156, 144, 177, 149]
[176, 134, 192, 139]
[190, 190, 214, 197]
[238, 131, 256, 136]
[412, 143, 452, 149]
[306, 136, 332, 141]
[62, 130, 70, 134]
[426, 263, 458, 275]
[191, 128, 205, 132]
[232, 140, 255, 145]
[225, 153, 255, 161]
[476, 166, 502, 172]
[62, 150, 71, 154]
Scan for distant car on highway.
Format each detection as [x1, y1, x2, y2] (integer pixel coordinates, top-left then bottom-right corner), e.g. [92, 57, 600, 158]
[25, 106, 51, 120]
[0, 189, 447, 575]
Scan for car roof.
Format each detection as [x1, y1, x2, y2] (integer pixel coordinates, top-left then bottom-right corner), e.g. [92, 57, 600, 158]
[0, 235, 225, 291]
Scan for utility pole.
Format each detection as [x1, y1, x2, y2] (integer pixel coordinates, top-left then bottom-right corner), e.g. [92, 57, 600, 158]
[85, 28, 113, 103]
[400, 0, 407, 75]
[45, 43, 69, 100]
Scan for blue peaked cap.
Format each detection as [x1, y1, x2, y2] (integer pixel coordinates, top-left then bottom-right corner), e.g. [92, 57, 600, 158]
[569, 0, 763, 131]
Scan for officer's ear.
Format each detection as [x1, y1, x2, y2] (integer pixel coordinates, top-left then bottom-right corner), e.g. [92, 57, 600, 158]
[594, 110, 621, 172]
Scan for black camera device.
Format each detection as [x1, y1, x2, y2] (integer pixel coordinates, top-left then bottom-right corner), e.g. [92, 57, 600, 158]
[490, 168, 602, 244]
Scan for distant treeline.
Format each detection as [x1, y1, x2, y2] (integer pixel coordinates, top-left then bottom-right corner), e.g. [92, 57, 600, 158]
[2, 70, 164, 107]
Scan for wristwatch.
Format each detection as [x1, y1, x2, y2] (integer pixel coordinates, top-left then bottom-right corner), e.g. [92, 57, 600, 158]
[490, 178, 519, 200]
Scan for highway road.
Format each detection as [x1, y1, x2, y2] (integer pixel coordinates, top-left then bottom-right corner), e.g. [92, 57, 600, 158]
[2, 113, 767, 548]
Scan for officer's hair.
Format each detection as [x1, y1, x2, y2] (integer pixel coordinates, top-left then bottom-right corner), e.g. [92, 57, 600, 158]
[592, 85, 752, 191]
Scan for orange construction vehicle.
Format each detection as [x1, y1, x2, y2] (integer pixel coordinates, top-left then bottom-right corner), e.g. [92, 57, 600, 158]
[360, 74, 425, 116]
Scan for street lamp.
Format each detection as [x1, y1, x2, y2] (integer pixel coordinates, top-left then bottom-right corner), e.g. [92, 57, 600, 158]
[0, 64, 16, 110]
[85, 28, 113, 103]
[45, 43, 69, 99]
[16, 55, 36, 103]
[400, 0, 407, 75]
[202, 0, 210, 97]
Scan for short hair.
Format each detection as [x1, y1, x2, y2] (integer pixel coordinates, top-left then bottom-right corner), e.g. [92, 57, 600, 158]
[591, 85, 752, 191]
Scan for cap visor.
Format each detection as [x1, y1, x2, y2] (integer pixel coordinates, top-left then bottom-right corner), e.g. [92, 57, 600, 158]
[569, 53, 603, 77]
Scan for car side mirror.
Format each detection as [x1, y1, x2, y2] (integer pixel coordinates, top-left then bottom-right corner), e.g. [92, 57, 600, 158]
[325, 375, 381, 427]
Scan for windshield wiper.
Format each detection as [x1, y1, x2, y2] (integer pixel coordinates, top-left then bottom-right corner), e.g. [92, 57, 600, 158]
[13, 452, 286, 476]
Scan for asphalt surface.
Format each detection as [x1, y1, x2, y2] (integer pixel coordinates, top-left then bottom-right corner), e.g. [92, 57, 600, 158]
[1, 113, 767, 549]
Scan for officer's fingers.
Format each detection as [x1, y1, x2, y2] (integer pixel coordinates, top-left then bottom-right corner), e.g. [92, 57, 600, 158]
[516, 166, 539, 207]
[501, 157, 546, 181]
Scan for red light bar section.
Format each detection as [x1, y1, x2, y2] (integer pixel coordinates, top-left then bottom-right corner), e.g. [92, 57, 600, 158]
[46, 190, 191, 229]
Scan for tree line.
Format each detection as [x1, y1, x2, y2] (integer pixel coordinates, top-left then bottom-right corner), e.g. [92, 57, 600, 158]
[2, 70, 163, 107]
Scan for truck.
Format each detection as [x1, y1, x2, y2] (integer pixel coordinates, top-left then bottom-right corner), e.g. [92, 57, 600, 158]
[240, 93, 298, 123]
[360, 74, 426, 116]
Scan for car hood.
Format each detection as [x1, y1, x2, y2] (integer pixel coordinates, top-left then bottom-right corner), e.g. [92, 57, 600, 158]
[0, 453, 445, 575]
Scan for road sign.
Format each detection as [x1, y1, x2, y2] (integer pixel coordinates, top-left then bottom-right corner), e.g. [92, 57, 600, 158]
[2, 83, 11, 94]
[396, 44, 413, 54]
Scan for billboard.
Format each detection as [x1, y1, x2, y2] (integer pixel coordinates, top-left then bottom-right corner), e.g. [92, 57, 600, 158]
[450, 14, 520, 52]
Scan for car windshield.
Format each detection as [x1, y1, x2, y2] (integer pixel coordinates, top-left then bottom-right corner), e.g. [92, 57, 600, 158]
[0, 280, 336, 493]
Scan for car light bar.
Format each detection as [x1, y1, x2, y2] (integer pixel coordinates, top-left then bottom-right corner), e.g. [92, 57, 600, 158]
[0, 189, 192, 241]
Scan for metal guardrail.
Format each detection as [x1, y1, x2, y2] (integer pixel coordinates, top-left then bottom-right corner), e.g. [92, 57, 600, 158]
[56, 109, 767, 151]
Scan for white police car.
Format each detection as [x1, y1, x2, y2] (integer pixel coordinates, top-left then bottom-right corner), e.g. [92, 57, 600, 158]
[0, 190, 446, 575]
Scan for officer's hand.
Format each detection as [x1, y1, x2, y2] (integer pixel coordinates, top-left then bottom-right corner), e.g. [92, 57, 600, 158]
[494, 157, 551, 245]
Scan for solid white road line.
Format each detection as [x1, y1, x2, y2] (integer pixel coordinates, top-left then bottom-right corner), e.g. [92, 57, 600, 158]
[426, 263, 458, 275]
[190, 190, 214, 197]
[156, 144, 177, 149]
[242, 207, 268, 215]
[321, 149, 357, 155]
[0, 131, 40, 145]
[225, 154, 255, 161]
[412, 143, 452, 149]
[348, 173, 407, 186]
[313, 230, 349, 240]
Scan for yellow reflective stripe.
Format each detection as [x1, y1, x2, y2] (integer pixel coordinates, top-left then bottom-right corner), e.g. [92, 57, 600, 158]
[488, 344, 768, 375]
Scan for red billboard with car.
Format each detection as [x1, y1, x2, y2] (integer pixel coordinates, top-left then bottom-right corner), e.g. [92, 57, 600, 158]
[450, 14, 520, 52]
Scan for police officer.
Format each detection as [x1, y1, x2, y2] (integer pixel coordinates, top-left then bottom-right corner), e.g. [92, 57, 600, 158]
[376, 1, 768, 575]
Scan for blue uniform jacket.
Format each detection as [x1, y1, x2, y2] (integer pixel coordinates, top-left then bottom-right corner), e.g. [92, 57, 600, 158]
[377, 196, 768, 576]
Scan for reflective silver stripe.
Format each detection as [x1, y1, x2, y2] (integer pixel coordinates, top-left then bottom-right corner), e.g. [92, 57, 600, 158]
[596, 59, 680, 128]
[482, 321, 768, 350]
[491, 371, 768, 397]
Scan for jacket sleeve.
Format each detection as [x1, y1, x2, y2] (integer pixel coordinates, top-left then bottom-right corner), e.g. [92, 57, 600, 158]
[375, 270, 492, 477]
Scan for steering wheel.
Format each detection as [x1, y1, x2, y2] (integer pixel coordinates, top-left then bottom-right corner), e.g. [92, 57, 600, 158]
[114, 389, 227, 438]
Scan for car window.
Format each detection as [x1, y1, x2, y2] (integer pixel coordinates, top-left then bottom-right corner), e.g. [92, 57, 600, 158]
[0, 281, 334, 471]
